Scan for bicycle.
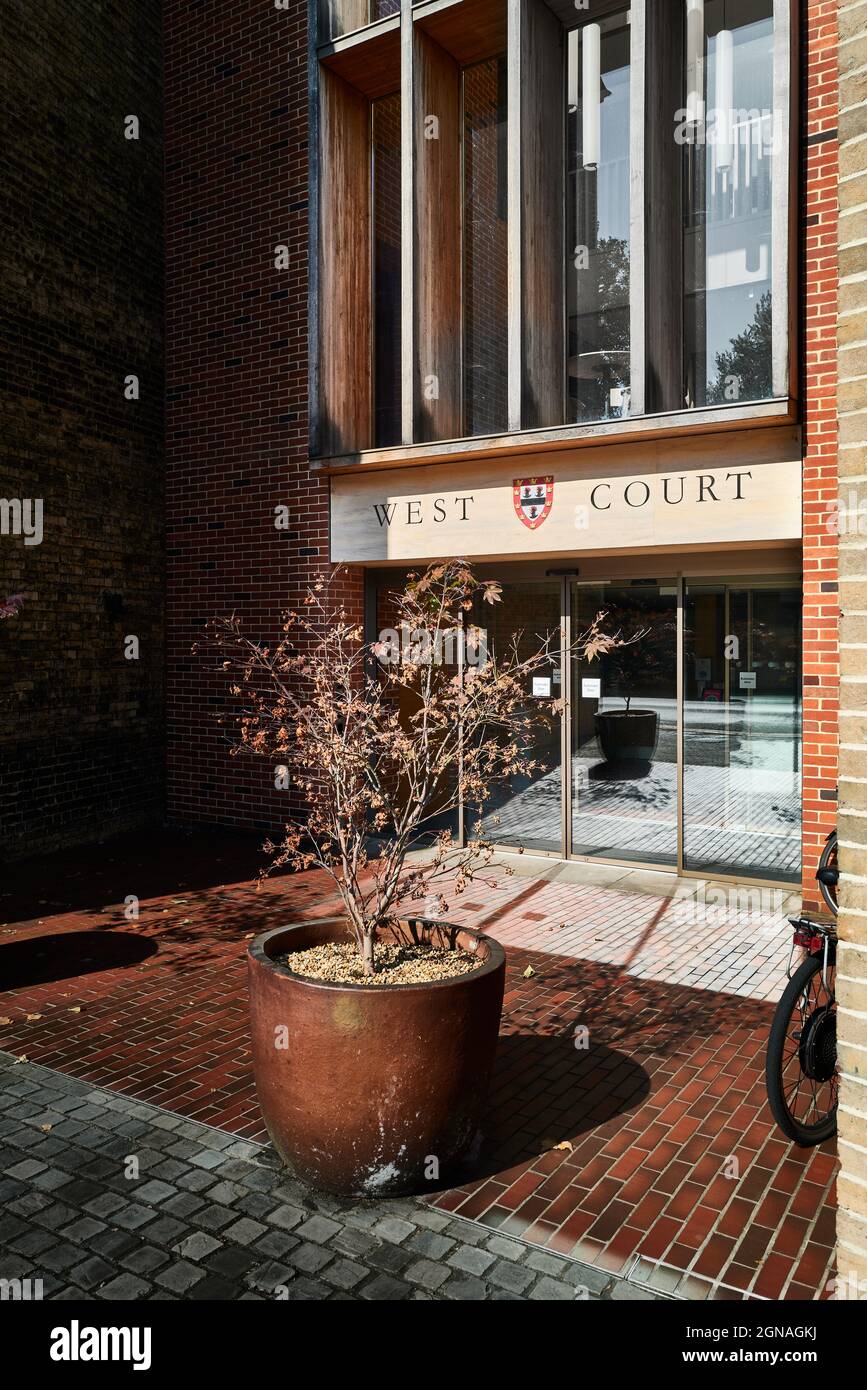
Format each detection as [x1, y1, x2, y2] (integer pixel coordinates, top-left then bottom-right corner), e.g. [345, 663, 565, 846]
[765, 831, 838, 1147]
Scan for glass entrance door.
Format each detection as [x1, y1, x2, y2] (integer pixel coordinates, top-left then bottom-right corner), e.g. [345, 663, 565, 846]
[569, 580, 678, 866]
[683, 582, 801, 880]
[477, 581, 563, 853]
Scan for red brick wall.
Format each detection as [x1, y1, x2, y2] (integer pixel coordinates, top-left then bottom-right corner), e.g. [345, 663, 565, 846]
[800, 0, 839, 909]
[164, 0, 362, 833]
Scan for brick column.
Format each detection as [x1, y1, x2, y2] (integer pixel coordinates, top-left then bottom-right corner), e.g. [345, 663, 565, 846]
[835, 0, 867, 1294]
[801, 0, 840, 913]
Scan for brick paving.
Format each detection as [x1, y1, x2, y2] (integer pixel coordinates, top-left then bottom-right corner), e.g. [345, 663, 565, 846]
[0, 1056, 649, 1301]
[0, 829, 837, 1300]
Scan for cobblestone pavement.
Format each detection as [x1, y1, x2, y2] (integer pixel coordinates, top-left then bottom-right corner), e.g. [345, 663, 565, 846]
[0, 1055, 664, 1302]
[0, 830, 835, 1299]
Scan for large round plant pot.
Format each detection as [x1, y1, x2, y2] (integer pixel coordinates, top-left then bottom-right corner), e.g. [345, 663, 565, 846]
[594, 708, 659, 763]
[247, 917, 506, 1197]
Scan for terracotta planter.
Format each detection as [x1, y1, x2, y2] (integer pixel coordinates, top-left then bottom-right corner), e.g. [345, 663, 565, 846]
[595, 708, 659, 763]
[247, 917, 506, 1196]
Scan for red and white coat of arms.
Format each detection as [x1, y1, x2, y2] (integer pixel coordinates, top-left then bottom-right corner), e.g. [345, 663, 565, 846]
[513, 476, 554, 530]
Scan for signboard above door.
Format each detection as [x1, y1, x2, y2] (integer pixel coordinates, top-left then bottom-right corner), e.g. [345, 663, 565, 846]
[330, 428, 802, 564]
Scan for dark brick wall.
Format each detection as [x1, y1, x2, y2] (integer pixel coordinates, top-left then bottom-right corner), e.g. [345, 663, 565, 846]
[164, 0, 363, 834]
[0, 0, 164, 861]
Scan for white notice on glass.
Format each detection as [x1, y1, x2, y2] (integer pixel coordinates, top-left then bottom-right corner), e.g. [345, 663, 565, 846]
[739, 671, 757, 690]
[532, 677, 552, 698]
[582, 678, 601, 699]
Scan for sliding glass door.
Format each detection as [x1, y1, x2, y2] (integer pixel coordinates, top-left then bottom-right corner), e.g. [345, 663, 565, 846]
[683, 581, 801, 880]
[570, 581, 678, 866]
[368, 570, 801, 881]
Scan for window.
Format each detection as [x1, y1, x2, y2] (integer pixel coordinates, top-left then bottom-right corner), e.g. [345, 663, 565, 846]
[372, 93, 402, 447]
[314, 0, 793, 456]
[463, 57, 509, 437]
[682, 0, 775, 409]
[567, 12, 632, 423]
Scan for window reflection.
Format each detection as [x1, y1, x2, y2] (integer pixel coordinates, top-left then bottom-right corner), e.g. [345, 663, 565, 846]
[683, 0, 775, 407]
[566, 13, 631, 424]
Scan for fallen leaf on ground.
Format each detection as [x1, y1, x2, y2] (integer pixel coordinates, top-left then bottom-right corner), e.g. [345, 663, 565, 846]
[14, 1055, 28, 1064]
[0, 1017, 12, 1026]
[26, 1013, 42, 1021]
[68, 1007, 82, 1014]
[40, 1124, 53, 1133]
[552, 1140, 574, 1153]
[522, 965, 535, 978]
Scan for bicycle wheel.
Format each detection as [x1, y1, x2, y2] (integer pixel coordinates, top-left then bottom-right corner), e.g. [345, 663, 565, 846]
[818, 834, 838, 916]
[766, 953, 837, 1146]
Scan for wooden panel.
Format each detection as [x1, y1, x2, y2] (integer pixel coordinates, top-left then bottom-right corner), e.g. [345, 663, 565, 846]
[319, 67, 372, 456]
[644, 1, 683, 414]
[319, 23, 401, 99]
[412, 29, 462, 442]
[320, 0, 370, 40]
[519, 0, 564, 429]
[415, 0, 507, 66]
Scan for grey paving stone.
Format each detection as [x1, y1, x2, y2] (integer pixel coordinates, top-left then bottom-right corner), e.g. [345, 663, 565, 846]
[5, 1158, 47, 1180]
[485, 1235, 527, 1261]
[68, 1255, 115, 1291]
[406, 1229, 455, 1261]
[296, 1214, 341, 1245]
[405, 1258, 451, 1291]
[488, 1260, 535, 1294]
[112, 1203, 157, 1232]
[189, 1202, 237, 1235]
[59, 1216, 107, 1243]
[254, 1230, 299, 1260]
[288, 1241, 334, 1275]
[447, 1244, 496, 1277]
[203, 1180, 247, 1207]
[134, 1179, 178, 1205]
[172, 1231, 223, 1262]
[139, 1215, 188, 1245]
[247, 1260, 295, 1294]
[373, 1216, 416, 1244]
[529, 1275, 578, 1301]
[442, 1273, 488, 1300]
[321, 1257, 367, 1290]
[359, 1272, 412, 1301]
[330, 1226, 377, 1259]
[81, 1184, 127, 1217]
[223, 1217, 268, 1246]
[525, 1249, 572, 1277]
[161, 1192, 207, 1221]
[266, 1203, 304, 1232]
[120, 1246, 171, 1276]
[155, 1260, 206, 1293]
[562, 1262, 612, 1295]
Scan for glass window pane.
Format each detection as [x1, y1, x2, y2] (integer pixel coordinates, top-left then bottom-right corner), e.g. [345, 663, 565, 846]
[463, 57, 508, 438]
[683, 0, 775, 407]
[683, 582, 801, 880]
[372, 93, 402, 448]
[566, 13, 632, 424]
[476, 582, 562, 854]
[570, 582, 678, 866]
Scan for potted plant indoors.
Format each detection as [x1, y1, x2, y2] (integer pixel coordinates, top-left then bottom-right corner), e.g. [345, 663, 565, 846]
[208, 562, 623, 1196]
[593, 604, 671, 765]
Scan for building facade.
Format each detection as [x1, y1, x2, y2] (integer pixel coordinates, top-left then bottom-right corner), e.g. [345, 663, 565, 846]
[165, 0, 838, 908]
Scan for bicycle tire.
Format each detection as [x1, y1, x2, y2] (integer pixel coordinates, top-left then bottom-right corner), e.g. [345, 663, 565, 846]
[766, 953, 837, 1147]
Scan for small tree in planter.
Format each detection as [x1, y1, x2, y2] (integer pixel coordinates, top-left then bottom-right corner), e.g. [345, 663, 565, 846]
[205, 561, 628, 1195]
[591, 602, 672, 764]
